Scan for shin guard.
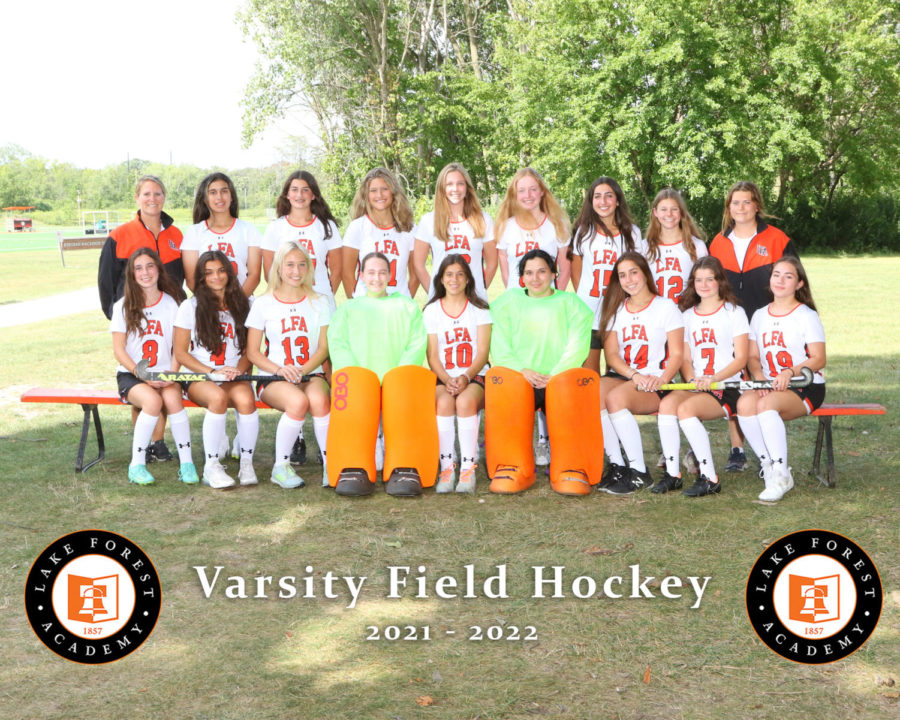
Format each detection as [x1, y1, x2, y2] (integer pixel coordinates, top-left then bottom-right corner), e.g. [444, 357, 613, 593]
[382, 365, 439, 488]
[485, 367, 535, 492]
[326, 367, 380, 488]
[547, 368, 604, 492]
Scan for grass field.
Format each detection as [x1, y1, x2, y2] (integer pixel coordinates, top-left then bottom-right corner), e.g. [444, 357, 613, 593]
[0, 256, 896, 719]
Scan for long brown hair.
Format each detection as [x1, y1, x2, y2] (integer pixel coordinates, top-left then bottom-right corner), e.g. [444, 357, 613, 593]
[569, 176, 636, 257]
[425, 253, 489, 310]
[350, 168, 414, 232]
[192, 250, 249, 355]
[192, 172, 240, 223]
[597, 251, 657, 340]
[494, 168, 569, 243]
[645, 188, 705, 263]
[275, 170, 339, 239]
[771, 256, 817, 312]
[432, 163, 486, 242]
[678, 256, 739, 311]
[122, 248, 183, 336]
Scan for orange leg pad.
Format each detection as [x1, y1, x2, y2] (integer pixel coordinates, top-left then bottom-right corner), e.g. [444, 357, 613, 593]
[326, 367, 381, 487]
[382, 365, 439, 487]
[485, 367, 536, 492]
[546, 368, 604, 487]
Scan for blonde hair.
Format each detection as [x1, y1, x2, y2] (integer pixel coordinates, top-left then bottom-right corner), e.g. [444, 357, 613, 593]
[266, 241, 319, 298]
[350, 167, 414, 232]
[135, 174, 166, 197]
[432, 163, 486, 242]
[645, 188, 705, 262]
[495, 168, 569, 243]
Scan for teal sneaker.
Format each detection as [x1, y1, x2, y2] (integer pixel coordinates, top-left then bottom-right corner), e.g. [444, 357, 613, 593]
[271, 463, 305, 489]
[178, 462, 200, 485]
[128, 464, 155, 485]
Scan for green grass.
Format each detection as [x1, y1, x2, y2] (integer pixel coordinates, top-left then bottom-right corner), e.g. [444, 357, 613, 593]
[0, 257, 897, 719]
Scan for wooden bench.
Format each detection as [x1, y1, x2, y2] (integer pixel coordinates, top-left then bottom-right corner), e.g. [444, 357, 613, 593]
[20, 389, 885, 485]
[20, 388, 273, 473]
[57, 232, 106, 267]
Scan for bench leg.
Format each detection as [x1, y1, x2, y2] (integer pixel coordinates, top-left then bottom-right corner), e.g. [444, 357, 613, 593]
[76, 403, 105, 472]
[811, 416, 835, 489]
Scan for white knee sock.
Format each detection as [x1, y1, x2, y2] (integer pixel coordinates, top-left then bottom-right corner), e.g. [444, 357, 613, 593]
[313, 413, 329, 464]
[536, 410, 549, 444]
[236, 411, 259, 460]
[437, 414, 455, 470]
[737, 414, 770, 463]
[757, 410, 788, 469]
[609, 408, 645, 472]
[601, 409, 625, 466]
[275, 413, 303, 467]
[168, 409, 193, 464]
[203, 411, 227, 462]
[132, 411, 159, 467]
[657, 414, 681, 477]
[457, 414, 480, 470]
[679, 417, 717, 481]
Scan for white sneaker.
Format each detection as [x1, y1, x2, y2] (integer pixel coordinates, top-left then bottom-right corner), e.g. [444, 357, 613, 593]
[535, 441, 550, 466]
[238, 457, 258, 486]
[759, 466, 794, 502]
[271, 463, 305, 489]
[436, 464, 456, 494]
[202, 460, 236, 490]
[375, 435, 385, 471]
[218, 435, 230, 460]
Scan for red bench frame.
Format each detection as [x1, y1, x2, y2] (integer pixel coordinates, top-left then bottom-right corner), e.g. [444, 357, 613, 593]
[20, 388, 885, 486]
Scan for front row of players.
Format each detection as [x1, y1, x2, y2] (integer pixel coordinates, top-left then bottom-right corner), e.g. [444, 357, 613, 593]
[111, 244, 825, 501]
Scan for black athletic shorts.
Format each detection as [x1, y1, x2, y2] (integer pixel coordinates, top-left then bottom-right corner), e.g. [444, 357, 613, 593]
[116, 371, 143, 402]
[706, 388, 740, 418]
[437, 375, 485, 389]
[790, 383, 826, 414]
[604, 368, 671, 399]
[256, 372, 328, 395]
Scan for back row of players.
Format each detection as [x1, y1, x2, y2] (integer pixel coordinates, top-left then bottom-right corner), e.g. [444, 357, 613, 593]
[100, 166, 824, 502]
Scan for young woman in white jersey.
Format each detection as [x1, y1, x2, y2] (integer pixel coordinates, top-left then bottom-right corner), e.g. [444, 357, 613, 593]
[246, 242, 332, 489]
[423, 254, 492, 494]
[569, 176, 643, 374]
[174, 251, 258, 490]
[413, 163, 498, 301]
[596, 252, 684, 495]
[261, 170, 342, 306]
[182, 172, 262, 298]
[644, 188, 707, 303]
[111, 248, 195, 486]
[737, 257, 826, 501]
[342, 168, 417, 299]
[652, 257, 749, 497]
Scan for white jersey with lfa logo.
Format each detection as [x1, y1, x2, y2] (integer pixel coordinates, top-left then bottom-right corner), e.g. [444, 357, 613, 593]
[497, 217, 567, 290]
[749, 303, 826, 383]
[175, 298, 243, 370]
[245, 293, 333, 375]
[682, 301, 749, 382]
[646, 238, 708, 303]
[109, 292, 180, 373]
[571, 224, 644, 314]
[599, 295, 684, 377]
[415, 211, 494, 302]
[343, 215, 414, 298]
[181, 218, 262, 286]
[261, 215, 342, 299]
[423, 299, 492, 379]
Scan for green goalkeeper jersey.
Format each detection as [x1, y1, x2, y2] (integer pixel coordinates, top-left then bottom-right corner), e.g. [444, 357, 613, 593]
[490, 288, 592, 375]
[327, 293, 426, 380]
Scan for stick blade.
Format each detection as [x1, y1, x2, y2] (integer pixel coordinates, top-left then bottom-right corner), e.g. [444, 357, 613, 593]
[134, 359, 151, 381]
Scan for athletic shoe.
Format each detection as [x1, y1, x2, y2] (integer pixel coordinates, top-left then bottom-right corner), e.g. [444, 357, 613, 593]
[683, 475, 721, 497]
[608, 468, 652, 496]
[290, 435, 307, 464]
[550, 469, 591, 496]
[202, 460, 236, 490]
[456, 465, 477, 494]
[146, 440, 173, 463]
[231, 434, 241, 460]
[385, 467, 423, 497]
[683, 449, 699, 476]
[650, 472, 683, 494]
[597, 463, 628, 493]
[535, 441, 551, 466]
[759, 466, 794, 502]
[489, 465, 535, 494]
[128, 464, 155, 485]
[436, 464, 456, 494]
[238, 458, 258, 486]
[178, 462, 199, 485]
[656, 451, 667, 469]
[218, 435, 230, 461]
[375, 435, 385, 471]
[725, 447, 748, 472]
[270, 463, 305, 489]
[759, 459, 774, 484]
[335, 468, 374, 496]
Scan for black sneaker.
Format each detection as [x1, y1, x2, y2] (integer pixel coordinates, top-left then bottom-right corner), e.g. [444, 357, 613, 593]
[385, 467, 423, 497]
[608, 468, 652, 496]
[598, 463, 628, 493]
[290, 436, 307, 464]
[146, 440, 174, 463]
[724, 447, 748, 472]
[683, 475, 722, 497]
[335, 468, 374, 497]
[650, 472, 683, 494]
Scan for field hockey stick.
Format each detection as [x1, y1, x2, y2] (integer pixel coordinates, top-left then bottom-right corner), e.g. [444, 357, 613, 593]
[134, 359, 312, 384]
[649, 366, 814, 391]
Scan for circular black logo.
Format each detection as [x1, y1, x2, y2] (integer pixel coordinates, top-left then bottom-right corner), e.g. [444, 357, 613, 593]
[24, 530, 162, 664]
[746, 529, 881, 664]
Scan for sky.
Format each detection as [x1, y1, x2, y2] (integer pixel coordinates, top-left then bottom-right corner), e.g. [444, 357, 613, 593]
[0, 0, 316, 169]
